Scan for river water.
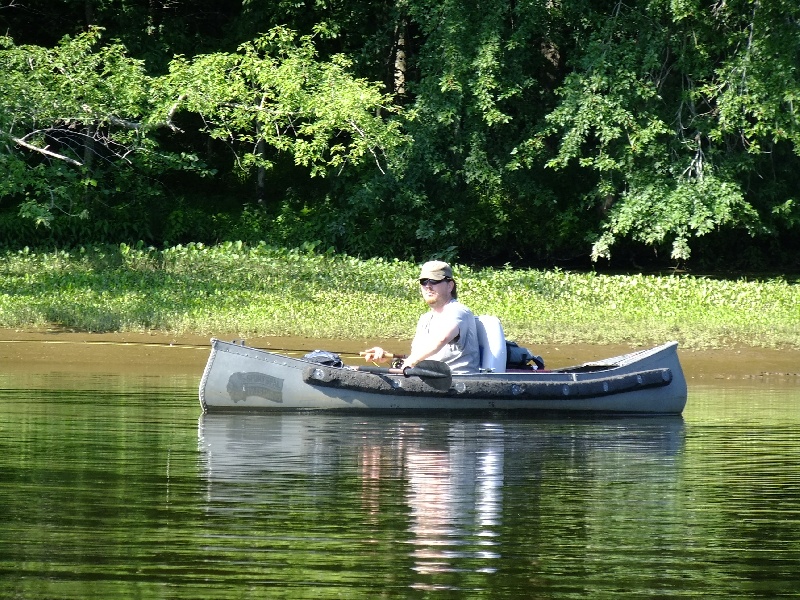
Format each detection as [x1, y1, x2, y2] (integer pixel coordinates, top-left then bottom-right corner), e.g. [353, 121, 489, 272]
[1, 338, 799, 598]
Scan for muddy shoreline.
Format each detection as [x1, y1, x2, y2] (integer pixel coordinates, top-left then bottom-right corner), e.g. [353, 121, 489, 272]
[1, 328, 798, 382]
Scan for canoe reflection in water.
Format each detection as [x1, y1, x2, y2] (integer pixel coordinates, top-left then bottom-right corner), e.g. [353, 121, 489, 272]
[197, 413, 685, 585]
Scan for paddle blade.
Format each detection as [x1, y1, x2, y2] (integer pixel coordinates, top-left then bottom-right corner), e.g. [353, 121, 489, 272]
[405, 360, 452, 391]
[407, 360, 451, 378]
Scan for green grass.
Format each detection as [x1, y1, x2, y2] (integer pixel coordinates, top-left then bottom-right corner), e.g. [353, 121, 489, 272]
[1, 241, 798, 349]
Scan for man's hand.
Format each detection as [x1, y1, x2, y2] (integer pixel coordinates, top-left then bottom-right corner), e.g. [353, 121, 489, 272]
[362, 347, 390, 363]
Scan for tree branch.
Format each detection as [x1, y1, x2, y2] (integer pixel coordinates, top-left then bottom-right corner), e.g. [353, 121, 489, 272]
[2, 129, 84, 166]
[165, 94, 185, 132]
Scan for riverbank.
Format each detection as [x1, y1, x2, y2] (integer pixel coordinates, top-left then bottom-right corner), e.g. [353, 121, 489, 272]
[2, 328, 798, 382]
[2, 244, 799, 351]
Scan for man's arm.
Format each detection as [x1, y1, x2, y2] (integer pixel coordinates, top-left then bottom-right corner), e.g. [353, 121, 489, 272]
[403, 319, 459, 367]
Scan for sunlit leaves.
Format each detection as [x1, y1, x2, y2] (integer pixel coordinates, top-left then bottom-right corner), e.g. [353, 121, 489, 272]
[158, 27, 407, 177]
[0, 28, 149, 131]
[592, 172, 759, 261]
[2, 25, 406, 238]
[537, 0, 800, 261]
[0, 29, 159, 228]
[1, 1, 798, 264]
[704, 0, 800, 152]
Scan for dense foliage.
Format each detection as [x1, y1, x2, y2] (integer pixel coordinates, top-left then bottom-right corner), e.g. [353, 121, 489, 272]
[1, 0, 799, 270]
[1, 243, 798, 349]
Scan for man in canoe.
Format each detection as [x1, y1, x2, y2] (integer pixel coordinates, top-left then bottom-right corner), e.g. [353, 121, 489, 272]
[363, 261, 481, 374]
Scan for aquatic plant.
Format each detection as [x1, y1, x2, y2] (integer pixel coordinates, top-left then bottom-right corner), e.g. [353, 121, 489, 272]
[1, 243, 797, 349]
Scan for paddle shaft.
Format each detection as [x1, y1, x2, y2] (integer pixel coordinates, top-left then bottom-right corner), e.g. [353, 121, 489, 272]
[358, 365, 441, 378]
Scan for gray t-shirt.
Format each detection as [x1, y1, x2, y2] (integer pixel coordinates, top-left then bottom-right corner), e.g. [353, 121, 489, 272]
[412, 300, 480, 374]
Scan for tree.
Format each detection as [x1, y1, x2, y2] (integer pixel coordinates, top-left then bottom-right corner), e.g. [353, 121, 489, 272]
[0, 28, 159, 230]
[1, 1, 798, 268]
[531, 0, 800, 262]
[0, 27, 405, 242]
[156, 27, 405, 181]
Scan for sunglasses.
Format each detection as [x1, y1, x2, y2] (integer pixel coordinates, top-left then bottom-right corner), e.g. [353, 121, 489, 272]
[419, 278, 449, 286]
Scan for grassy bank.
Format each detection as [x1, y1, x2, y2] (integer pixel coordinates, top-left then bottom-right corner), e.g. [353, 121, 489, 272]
[1, 242, 798, 349]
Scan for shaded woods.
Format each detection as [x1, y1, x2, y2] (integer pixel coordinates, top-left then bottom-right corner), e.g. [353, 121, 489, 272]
[1, 0, 799, 272]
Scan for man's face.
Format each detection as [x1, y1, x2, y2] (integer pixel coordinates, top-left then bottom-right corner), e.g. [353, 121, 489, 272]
[419, 278, 452, 308]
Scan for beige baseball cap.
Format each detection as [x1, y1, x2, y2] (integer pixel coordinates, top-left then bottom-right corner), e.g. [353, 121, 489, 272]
[419, 260, 453, 280]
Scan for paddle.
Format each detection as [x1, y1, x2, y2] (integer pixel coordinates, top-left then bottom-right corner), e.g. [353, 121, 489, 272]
[356, 359, 452, 391]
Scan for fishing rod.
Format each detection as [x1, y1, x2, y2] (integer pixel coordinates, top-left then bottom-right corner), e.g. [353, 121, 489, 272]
[0, 338, 405, 358]
[0, 338, 207, 349]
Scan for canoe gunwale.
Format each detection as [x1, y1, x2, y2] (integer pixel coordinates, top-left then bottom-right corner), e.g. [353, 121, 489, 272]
[303, 364, 673, 400]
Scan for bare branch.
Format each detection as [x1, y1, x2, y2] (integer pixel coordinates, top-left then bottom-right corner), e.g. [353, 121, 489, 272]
[165, 94, 186, 132]
[109, 116, 142, 131]
[3, 129, 84, 166]
[348, 120, 386, 174]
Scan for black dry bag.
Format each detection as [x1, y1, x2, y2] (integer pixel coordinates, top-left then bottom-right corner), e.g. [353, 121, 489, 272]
[303, 349, 344, 368]
[505, 341, 545, 370]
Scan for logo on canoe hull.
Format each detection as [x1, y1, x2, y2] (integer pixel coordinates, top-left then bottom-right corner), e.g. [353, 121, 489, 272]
[227, 372, 284, 403]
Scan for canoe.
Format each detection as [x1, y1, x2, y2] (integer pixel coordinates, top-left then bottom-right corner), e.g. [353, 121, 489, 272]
[199, 339, 687, 414]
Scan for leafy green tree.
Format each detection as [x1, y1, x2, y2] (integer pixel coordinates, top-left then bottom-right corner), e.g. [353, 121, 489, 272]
[156, 27, 405, 180]
[323, 0, 588, 262]
[322, 0, 799, 265]
[0, 28, 161, 234]
[532, 0, 800, 262]
[1, 1, 798, 269]
[0, 26, 405, 244]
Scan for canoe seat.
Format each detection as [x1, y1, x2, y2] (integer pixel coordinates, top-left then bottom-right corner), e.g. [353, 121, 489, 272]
[475, 315, 507, 373]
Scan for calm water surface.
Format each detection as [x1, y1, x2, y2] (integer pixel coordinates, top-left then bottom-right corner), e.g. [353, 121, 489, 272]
[1, 371, 798, 598]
